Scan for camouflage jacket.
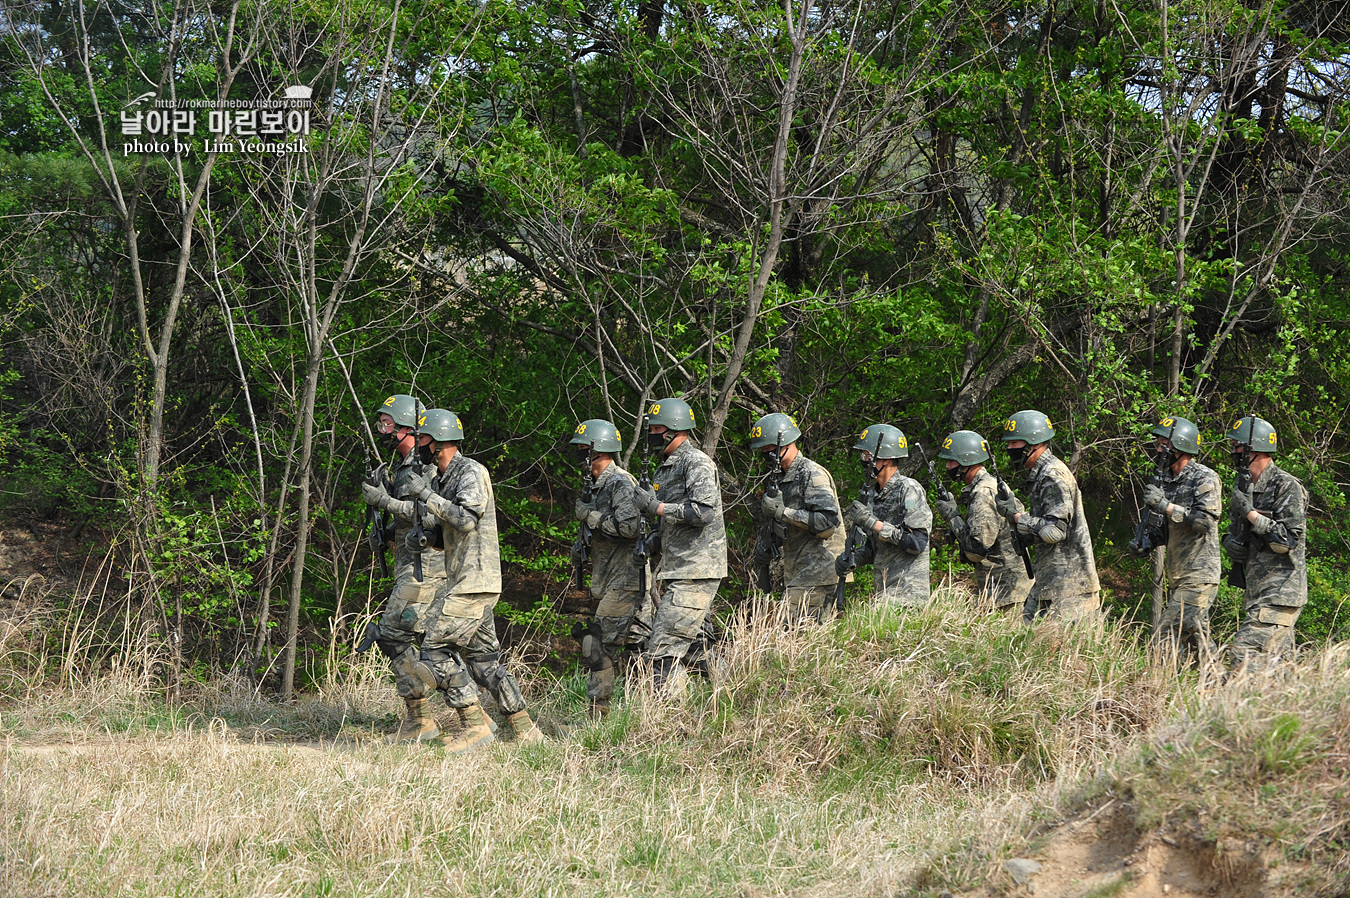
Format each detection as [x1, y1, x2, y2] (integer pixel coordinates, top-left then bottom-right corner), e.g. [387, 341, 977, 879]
[776, 453, 846, 589]
[1161, 460, 1221, 589]
[1238, 462, 1307, 608]
[956, 469, 1031, 605]
[856, 473, 932, 602]
[588, 462, 647, 597]
[653, 439, 728, 581]
[1016, 449, 1100, 605]
[380, 451, 446, 582]
[425, 451, 501, 595]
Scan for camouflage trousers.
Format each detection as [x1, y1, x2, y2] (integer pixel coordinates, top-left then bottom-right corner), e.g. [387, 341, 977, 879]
[978, 571, 1031, 614]
[871, 584, 929, 611]
[419, 592, 527, 715]
[377, 575, 441, 699]
[644, 579, 719, 667]
[583, 588, 644, 704]
[782, 585, 837, 625]
[1152, 582, 1218, 665]
[1024, 590, 1102, 626]
[1230, 600, 1302, 671]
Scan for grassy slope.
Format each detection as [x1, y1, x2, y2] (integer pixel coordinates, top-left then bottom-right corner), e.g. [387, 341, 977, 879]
[1, 592, 1346, 897]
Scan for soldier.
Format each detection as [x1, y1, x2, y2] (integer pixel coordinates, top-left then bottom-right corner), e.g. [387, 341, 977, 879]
[996, 410, 1101, 623]
[750, 413, 846, 623]
[631, 398, 727, 692]
[359, 393, 448, 743]
[1223, 416, 1307, 670]
[404, 409, 546, 751]
[569, 418, 646, 716]
[837, 424, 931, 608]
[933, 429, 1031, 613]
[1128, 416, 1221, 663]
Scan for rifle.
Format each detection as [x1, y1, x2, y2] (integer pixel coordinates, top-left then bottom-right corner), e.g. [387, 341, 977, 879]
[1227, 414, 1256, 589]
[572, 457, 595, 588]
[364, 450, 391, 580]
[986, 449, 1036, 580]
[634, 448, 653, 603]
[1131, 418, 1176, 556]
[409, 490, 427, 582]
[754, 429, 786, 592]
[835, 431, 882, 611]
[914, 442, 955, 507]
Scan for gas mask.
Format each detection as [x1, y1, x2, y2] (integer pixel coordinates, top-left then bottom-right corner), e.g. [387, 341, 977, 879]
[1006, 445, 1027, 465]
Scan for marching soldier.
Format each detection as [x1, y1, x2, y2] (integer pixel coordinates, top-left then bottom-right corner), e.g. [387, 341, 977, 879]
[934, 429, 1031, 613]
[404, 409, 546, 751]
[631, 398, 727, 693]
[997, 410, 1101, 623]
[750, 413, 846, 623]
[840, 424, 931, 608]
[359, 393, 448, 743]
[1129, 416, 1221, 663]
[569, 419, 646, 716]
[1224, 416, 1307, 669]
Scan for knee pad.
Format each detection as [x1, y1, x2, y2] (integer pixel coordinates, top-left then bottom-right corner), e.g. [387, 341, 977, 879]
[467, 651, 525, 714]
[420, 645, 471, 692]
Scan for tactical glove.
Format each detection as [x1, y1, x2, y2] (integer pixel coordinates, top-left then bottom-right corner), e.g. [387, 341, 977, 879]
[633, 484, 661, 516]
[1230, 484, 1254, 518]
[761, 492, 786, 523]
[1142, 484, 1168, 512]
[995, 491, 1025, 520]
[403, 472, 435, 502]
[834, 553, 856, 578]
[846, 500, 878, 533]
[753, 534, 776, 565]
[403, 527, 429, 554]
[934, 495, 959, 522]
[574, 498, 596, 522]
[361, 481, 391, 508]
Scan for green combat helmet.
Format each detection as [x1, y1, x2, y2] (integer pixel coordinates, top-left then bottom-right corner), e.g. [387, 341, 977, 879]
[1228, 415, 1278, 454]
[419, 408, 464, 443]
[374, 394, 425, 429]
[853, 423, 908, 459]
[645, 398, 697, 432]
[570, 419, 623, 453]
[1151, 416, 1200, 455]
[749, 412, 801, 451]
[938, 430, 990, 466]
[1001, 410, 1055, 445]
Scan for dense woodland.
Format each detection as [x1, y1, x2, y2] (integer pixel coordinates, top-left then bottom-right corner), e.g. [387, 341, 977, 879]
[2, 0, 1349, 698]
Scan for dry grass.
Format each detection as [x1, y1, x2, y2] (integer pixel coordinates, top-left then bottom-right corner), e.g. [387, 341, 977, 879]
[1, 587, 1346, 897]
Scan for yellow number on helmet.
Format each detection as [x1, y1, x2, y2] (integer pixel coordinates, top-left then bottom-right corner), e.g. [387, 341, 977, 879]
[456, 417, 463, 429]
[1232, 419, 1243, 431]
[981, 440, 989, 453]
[1269, 432, 1277, 445]
[650, 404, 660, 415]
[751, 426, 762, 438]
[383, 396, 396, 407]
[418, 414, 426, 427]
[860, 428, 869, 440]
[688, 410, 696, 422]
[1162, 417, 1173, 427]
[898, 436, 907, 448]
[942, 437, 952, 449]
[1005, 419, 1017, 431]
[576, 423, 587, 434]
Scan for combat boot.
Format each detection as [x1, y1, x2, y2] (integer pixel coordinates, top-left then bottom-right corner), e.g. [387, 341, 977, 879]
[440, 703, 496, 753]
[386, 697, 439, 744]
[506, 710, 547, 745]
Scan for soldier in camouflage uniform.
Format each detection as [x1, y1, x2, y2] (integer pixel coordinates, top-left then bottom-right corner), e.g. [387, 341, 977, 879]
[933, 430, 1031, 613]
[996, 410, 1102, 623]
[570, 418, 647, 716]
[750, 413, 845, 623]
[1223, 416, 1307, 669]
[631, 398, 727, 692]
[837, 424, 931, 608]
[404, 409, 546, 751]
[360, 394, 450, 743]
[1127, 416, 1221, 663]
